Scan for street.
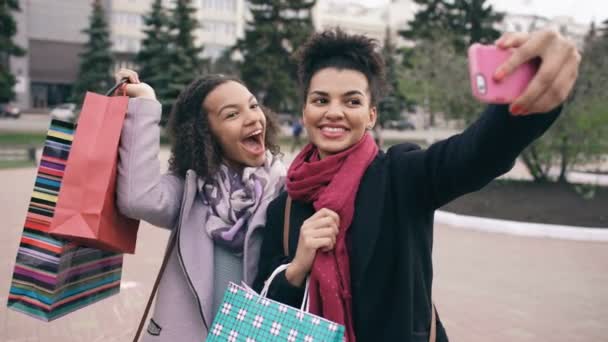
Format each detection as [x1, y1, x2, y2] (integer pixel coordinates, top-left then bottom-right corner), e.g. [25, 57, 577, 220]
[0, 163, 606, 341]
[0, 115, 53, 133]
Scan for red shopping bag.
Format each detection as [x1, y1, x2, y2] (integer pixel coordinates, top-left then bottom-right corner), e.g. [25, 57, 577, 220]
[49, 83, 139, 253]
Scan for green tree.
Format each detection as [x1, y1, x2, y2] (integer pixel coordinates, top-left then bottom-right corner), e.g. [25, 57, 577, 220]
[136, 0, 172, 108]
[165, 0, 204, 116]
[451, 0, 504, 49]
[378, 28, 410, 126]
[521, 22, 608, 183]
[400, 0, 453, 43]
[72, 0, 114, 104]
[0, 0, 26, 103]
[401, 0, 504, 52]
[599, 18, 608, 37]
[234, 0, 316, 113]
[211, 48, 240, 76]
[401, 29, 482, 127]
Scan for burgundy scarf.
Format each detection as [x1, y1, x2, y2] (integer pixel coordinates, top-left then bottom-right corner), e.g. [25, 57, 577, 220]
[286, 133, 378, 342]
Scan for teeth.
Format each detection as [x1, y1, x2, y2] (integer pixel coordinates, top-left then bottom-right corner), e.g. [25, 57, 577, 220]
[321, 127, 345, 132]
[246, 130, 263, 138]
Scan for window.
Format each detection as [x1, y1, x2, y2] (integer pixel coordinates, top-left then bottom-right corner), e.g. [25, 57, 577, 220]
[203, 20, 236, 37]
[113, 12, 141, 27]
[127, 38, 140, 52]
[202, 0, 236, 11]
[203, 44, 226, 59]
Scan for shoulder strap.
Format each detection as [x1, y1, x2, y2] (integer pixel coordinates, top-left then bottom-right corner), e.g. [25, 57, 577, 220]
[133, 233, 177, 342]
[429, 303, 436, 342]
[283, 195, 292, 257]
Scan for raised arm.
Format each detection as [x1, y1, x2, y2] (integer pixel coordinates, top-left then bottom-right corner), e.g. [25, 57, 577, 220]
[115, 69, 184, 229]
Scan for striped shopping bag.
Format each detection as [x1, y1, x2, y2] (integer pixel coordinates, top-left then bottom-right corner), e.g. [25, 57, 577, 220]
[7, 119, 123, 321]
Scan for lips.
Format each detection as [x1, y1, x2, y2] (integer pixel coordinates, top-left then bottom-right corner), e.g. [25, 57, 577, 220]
[240, 129, 265, 156]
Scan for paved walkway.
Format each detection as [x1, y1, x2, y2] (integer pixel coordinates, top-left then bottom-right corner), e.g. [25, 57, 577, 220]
[1, 166, 606, 341]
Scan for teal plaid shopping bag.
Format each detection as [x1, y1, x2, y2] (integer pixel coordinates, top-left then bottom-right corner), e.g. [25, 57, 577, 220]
[207, 264, 345, 342]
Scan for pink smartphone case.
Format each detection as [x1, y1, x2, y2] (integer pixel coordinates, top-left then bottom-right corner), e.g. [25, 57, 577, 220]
[468, 43, 538, 104]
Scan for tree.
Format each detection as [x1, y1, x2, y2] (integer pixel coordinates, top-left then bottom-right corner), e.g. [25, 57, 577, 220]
[72, 0, 114, 104]
[451, 0, 504, 49]
[378, 27, 410, 126]
[0, 0, 26, 103]
[599, 18, 608, 37]
[165, 0, 204, 116]
[234, 0, 316, 113]
[400, 29, 483, 127]
[401, 0, 504, 52]
[400, 0, 453, 44]
[136, 0, 172, 108]
[520, 22, 608, 183]
[211, 48, 240, 76]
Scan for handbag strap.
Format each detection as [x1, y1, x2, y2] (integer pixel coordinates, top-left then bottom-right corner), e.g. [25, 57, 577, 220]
[281, 195, 308, 312]
[430, 303, 436, 342]
[106, 78, 128, 97]
[133, 233, 177, 342]
[283, 195, 292, 256]
[281, 194, 436, 342]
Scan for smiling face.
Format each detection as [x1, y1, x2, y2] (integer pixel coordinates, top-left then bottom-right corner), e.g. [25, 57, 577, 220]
[303, 67, 377, 158]
[204, 81, 267, 168]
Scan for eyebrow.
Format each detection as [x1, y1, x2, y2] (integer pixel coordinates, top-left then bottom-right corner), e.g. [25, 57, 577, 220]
[309, 90, 366, 97]
[217, 95, 256, 115]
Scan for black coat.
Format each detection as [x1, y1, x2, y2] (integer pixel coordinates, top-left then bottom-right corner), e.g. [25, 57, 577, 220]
[253, 105, 560, 342]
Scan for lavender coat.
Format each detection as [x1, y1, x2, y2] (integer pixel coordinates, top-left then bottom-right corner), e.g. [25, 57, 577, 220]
[116, 98, 277, 341]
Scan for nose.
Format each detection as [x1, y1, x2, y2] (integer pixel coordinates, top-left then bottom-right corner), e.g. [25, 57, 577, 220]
[324, 100, 345, 121]
[243, 106, 264, 128]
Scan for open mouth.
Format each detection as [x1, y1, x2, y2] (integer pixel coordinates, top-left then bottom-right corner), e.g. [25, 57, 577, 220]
[241, 129, 265, 156]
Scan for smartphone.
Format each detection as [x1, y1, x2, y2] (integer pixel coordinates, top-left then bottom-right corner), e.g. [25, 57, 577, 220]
[468, 43, 538, 104]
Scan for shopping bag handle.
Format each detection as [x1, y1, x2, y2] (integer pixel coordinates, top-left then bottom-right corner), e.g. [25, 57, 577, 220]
[105, 78, 129, 96]
[260, 263, 310, 313]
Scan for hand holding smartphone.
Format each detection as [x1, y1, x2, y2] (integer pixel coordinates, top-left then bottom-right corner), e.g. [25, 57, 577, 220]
[468, 43, 538, 104]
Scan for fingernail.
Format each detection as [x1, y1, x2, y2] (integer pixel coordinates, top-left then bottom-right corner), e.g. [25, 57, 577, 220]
[510, 104, 524, 115]
[494, 69, 506, 81]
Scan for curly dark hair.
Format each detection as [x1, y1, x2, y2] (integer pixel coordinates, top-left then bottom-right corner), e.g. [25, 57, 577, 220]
[294, 27, 388, 106]
[167, 74, 281, 180]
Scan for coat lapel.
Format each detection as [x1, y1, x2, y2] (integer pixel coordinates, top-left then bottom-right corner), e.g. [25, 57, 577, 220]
[350, 156, 386, 286]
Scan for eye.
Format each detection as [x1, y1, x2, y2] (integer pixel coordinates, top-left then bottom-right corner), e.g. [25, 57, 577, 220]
[225, 111, 238, 119]
[346, 98, 362, 106]
[312, 97, 328, 105]
[250, 103, 260, 110]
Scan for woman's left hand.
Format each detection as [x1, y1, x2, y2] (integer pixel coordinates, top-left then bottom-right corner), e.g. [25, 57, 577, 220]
[493, 29, 581, 116]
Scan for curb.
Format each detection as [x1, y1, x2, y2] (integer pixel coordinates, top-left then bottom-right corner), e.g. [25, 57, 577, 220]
[435, 210, 608, 242]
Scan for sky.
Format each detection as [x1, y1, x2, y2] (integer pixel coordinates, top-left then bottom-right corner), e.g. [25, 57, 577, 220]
[333, 0, 607, 25]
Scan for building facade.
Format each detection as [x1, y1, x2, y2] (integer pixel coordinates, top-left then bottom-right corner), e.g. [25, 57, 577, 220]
[497, 13, 589, 50]
[8, 0, 589, 110]
[9, 0, 247, 109]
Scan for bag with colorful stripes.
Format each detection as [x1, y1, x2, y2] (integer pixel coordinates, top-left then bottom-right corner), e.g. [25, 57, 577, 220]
[7, 119, 123, 321]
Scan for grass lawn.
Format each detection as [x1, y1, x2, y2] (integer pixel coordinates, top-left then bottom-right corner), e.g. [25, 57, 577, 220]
[0, 131, 46, 147]
[0, 160, 35, 170]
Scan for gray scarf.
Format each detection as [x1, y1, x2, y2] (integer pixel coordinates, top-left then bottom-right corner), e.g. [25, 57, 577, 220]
[198, 152, 285, 253]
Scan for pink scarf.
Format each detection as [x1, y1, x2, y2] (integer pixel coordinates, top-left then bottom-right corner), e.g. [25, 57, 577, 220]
[286, 133, 378, 342]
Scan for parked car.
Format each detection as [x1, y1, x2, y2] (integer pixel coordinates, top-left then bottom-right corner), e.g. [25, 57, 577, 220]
[0, 103, 21, 119]
[385, 119, 415, 131]
[50, 103, 77, 122]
